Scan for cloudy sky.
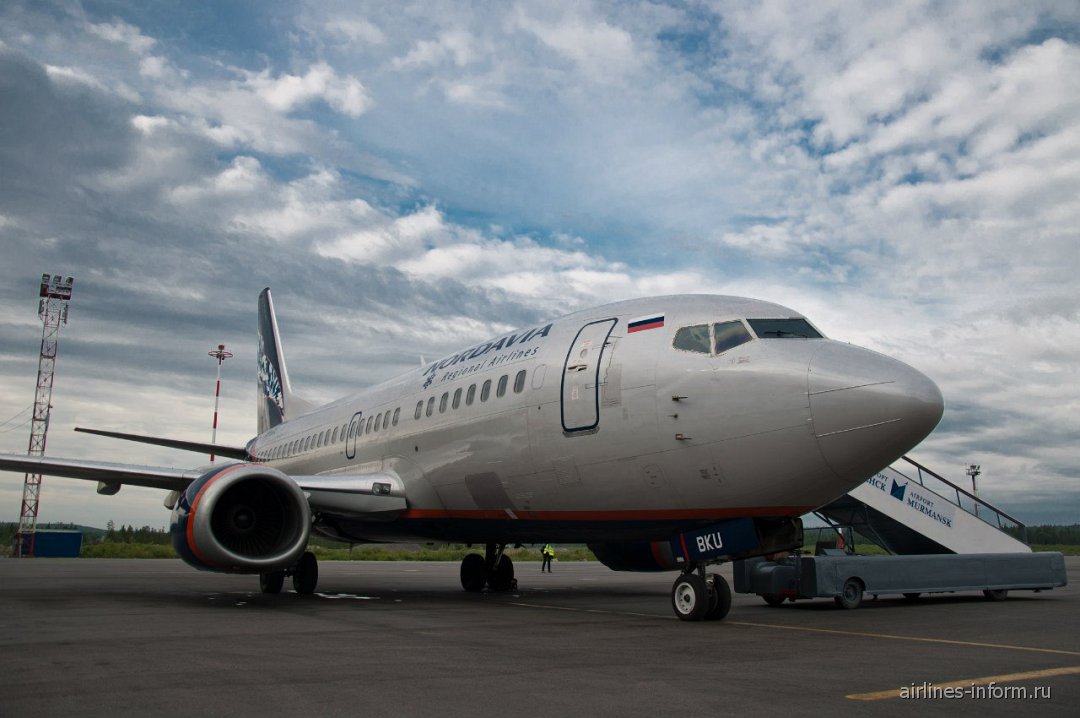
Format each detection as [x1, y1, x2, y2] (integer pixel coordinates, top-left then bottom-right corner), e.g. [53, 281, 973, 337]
[1, 0, 1078, 530]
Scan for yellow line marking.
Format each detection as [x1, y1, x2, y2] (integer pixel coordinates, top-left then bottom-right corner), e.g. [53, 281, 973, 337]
[728, 621, 1080, 657]
[847, 665, 1080, 701]
[505, 602, 1080, 658]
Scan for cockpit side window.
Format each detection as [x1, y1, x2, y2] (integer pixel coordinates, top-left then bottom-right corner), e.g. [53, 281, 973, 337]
[747, 318, 823, 339]
[714, 321, 753, 354]
[673, 324, 711, 354]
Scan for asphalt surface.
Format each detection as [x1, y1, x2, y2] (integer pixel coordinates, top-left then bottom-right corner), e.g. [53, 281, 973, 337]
[0, 557, 1077, 717]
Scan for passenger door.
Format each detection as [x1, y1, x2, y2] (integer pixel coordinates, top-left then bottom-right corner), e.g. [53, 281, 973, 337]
[561, 319, 617, 433]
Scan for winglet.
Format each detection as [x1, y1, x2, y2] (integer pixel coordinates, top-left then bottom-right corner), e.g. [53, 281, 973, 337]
[257, 288, 313, 433]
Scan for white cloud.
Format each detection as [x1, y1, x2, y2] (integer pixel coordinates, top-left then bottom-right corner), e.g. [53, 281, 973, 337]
[244, 62, 371, 117]
[393, 29, 478, 69]
[325, 18, 386, 45]
[44, 64, 107, 90]
[510, 7, 641, 82]
[86, 20, 156, 55]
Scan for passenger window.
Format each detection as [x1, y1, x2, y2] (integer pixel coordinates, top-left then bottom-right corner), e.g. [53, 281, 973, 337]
[514, 370, 526, 393]
[392, 408, 400, 426]
[439, 392, 449, 413]
[415, 401, 423, 420]
[674, 325, 710, 354]
[714, 321, 753, 354]
[317, 432, 324, 448]
[383, 412, 390, 430]
[453, 388, 462, 409]
[366, 416, 374, 434]
[466, 384, 476, 405]
[497, 375, 508, 397]
[481, 380, 491, 402]
[375, 413, 383, 432]
[332, 427, 338, 444]
[426, 396, 435, 417]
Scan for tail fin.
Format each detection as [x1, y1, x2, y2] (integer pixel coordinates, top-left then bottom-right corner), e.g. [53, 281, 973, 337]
[257, 288, 313, 433]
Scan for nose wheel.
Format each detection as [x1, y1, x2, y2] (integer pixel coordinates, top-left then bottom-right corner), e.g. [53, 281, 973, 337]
[671, 567, 731, 621]
[460, 544, 517, 592]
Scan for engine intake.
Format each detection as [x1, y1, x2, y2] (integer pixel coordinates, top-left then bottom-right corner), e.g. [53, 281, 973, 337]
[170, 463, 310, 573]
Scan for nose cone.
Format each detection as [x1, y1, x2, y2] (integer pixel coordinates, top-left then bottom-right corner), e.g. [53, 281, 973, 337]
[809, 342, 944, 484]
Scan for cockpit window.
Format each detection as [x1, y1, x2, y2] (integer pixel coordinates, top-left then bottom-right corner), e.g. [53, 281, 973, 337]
[714, 321, 753, 354]
[673, 325, 710, 354]
[747, 318, 823, 339]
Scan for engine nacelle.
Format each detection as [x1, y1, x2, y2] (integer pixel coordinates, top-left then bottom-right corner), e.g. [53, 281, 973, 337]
[588, 541, 682, 572]
[170, 463, 310, 573]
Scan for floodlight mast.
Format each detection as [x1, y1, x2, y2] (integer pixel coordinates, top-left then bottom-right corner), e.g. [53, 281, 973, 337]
[208, 344, 233, 462]
[14, 274, 74, 557]
[966, 464, 982, 518]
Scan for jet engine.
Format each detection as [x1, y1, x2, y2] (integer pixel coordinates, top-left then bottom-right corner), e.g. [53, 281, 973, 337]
[170, 463, 310, 573]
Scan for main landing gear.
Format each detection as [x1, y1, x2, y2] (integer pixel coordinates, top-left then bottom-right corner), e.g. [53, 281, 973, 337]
[671, 564, 731, 622]
[259, 550, 319, 595]
[460, 543, 517, 593]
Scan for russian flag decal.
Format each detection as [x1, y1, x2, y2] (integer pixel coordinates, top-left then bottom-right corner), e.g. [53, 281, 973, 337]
[627, 313, 665, 333]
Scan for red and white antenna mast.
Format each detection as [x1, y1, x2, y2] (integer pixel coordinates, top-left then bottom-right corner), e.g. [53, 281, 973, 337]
[207, 344, 233, 462]
[14, 274, 74, 557]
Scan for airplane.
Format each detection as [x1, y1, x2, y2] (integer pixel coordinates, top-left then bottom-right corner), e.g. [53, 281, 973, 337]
[0, 289, 944, 621]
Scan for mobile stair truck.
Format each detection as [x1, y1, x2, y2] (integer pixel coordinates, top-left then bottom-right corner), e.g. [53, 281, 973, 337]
[734, 457, 1067, 609]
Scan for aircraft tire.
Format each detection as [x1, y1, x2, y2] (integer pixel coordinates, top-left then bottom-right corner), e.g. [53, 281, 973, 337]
[983, 589, 1009, 601]
[461, 553, 487, 592]
[292, 551, 318, 595]
[488, 555, 515, 592]
[703, 574, 732, 621]
[834, 578, 864, 609]
[761, 593, 785, 607]
[260, 570, 285, 594]
[671, 574, 708, 621]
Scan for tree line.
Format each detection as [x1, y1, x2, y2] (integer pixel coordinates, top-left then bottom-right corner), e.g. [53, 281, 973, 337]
[101, 521, 171, 545]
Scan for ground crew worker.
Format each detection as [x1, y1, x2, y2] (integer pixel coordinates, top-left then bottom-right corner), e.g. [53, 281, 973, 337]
[541, 543, 555, 572]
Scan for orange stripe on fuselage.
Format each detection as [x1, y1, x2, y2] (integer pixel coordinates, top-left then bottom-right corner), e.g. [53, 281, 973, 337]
[399, 506, 811, 521]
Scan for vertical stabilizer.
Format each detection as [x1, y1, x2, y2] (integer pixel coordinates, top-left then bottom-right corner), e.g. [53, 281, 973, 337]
[257, 288, 313, 433]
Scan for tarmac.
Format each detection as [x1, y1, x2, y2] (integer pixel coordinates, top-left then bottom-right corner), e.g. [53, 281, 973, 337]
[0, 556, 1077, 717]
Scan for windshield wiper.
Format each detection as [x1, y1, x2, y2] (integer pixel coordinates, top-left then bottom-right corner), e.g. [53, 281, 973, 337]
[759, 330, 810, 338]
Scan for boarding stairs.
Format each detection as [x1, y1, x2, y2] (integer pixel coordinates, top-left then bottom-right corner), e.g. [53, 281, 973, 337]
[816, 456, 1030, 555]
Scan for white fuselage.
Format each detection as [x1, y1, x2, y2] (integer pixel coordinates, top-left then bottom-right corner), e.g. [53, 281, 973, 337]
[249, 295, 943, 545]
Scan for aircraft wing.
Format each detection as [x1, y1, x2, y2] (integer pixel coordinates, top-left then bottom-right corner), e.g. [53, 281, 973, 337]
[0, 452, 407, 517]
[0, 453, 201, 491]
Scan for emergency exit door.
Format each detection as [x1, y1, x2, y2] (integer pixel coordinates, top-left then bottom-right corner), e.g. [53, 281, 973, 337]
[561, 318, 617, 433]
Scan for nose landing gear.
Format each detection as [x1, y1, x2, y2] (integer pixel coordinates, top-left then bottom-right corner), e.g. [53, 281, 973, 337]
[460, 543, 517, 592]
[671, 564, 731, 621]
